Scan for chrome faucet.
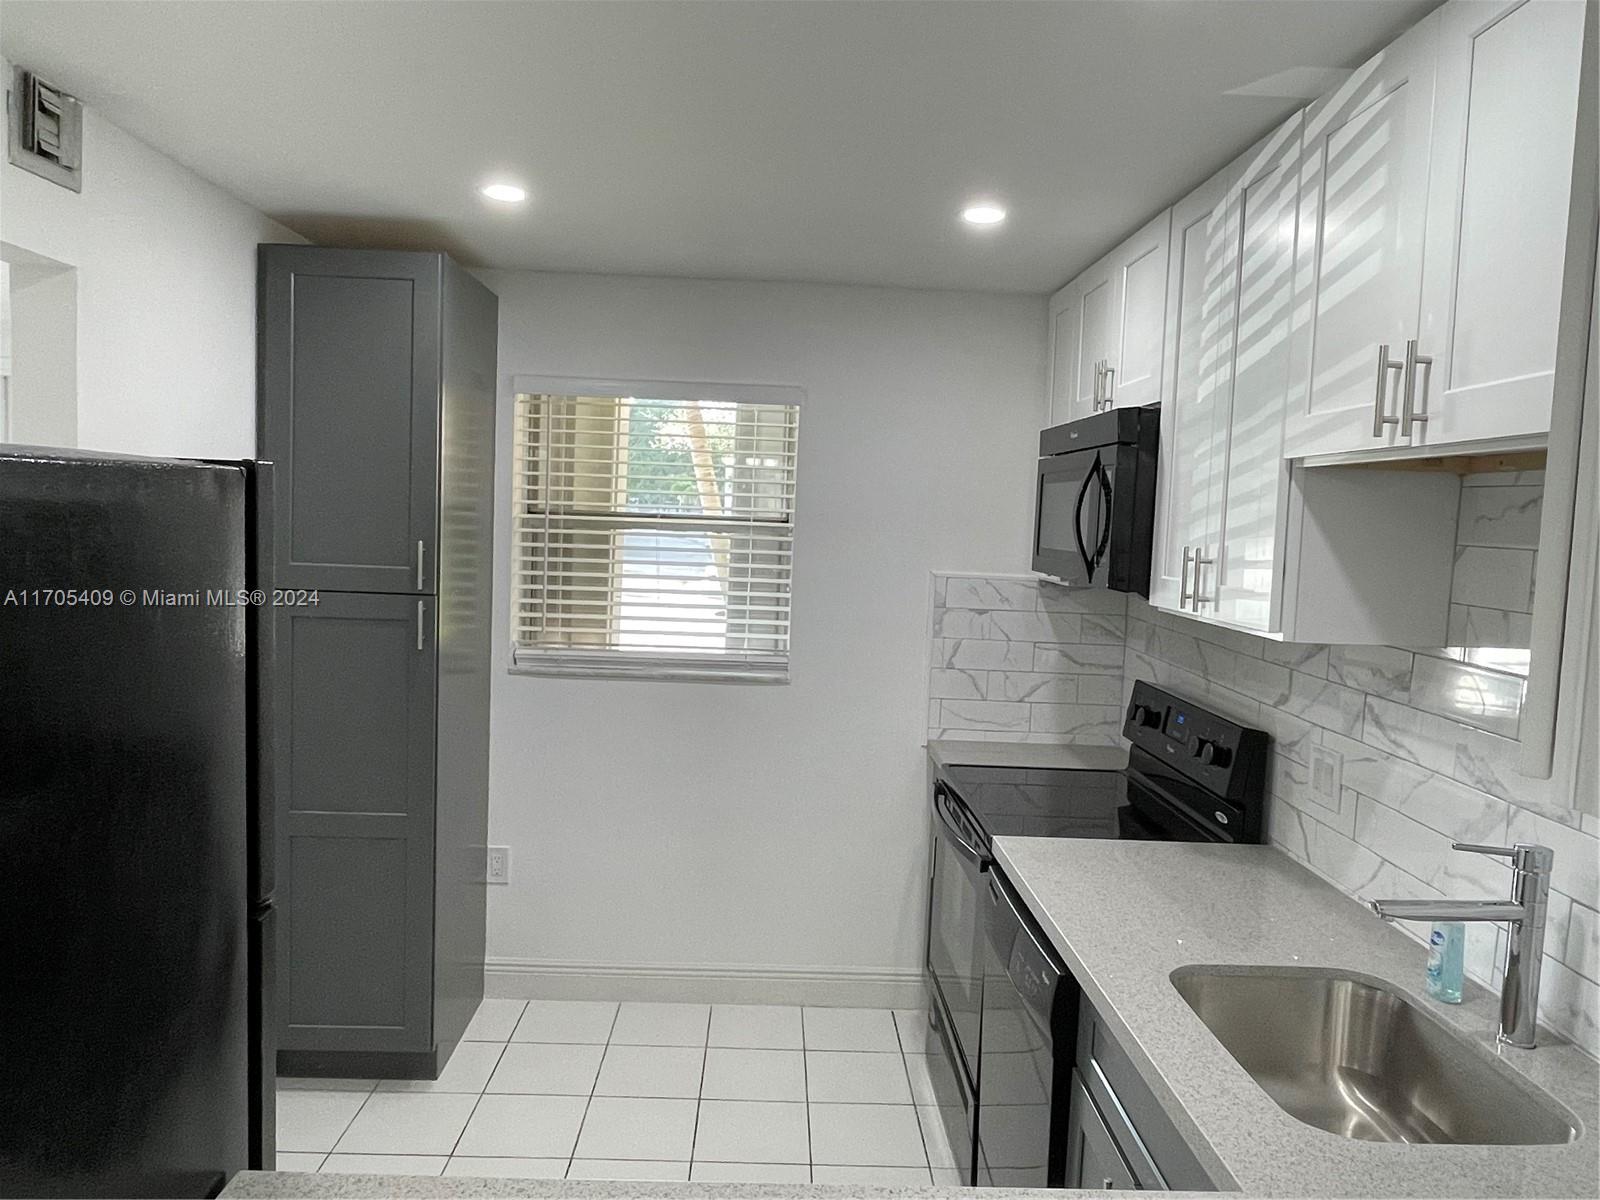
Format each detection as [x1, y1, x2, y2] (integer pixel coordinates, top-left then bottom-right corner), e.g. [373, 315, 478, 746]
[1370, 841, 1554, 1049]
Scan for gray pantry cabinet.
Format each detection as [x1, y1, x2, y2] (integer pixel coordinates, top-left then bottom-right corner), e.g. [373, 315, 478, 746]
[257, 245, 498, 1078]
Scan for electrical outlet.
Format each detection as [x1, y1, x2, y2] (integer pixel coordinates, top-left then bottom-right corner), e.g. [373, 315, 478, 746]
[1309, 743, 1343, 813]
[486, 845, 510, 885]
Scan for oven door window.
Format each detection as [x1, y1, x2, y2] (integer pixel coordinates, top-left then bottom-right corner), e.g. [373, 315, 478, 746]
[927, 787, 985, 1091]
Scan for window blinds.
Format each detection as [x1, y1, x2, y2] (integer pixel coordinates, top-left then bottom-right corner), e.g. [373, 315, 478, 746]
[511, 393, 799, 681]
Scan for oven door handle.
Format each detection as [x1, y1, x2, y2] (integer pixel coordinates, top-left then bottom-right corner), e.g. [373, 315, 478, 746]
[933, 784, 987, 868]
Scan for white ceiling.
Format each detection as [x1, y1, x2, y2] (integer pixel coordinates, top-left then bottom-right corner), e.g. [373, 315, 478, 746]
[0, 0, 1438, 293]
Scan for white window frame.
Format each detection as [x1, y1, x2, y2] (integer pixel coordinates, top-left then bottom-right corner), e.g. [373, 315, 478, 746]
[507, 375, 802, 684]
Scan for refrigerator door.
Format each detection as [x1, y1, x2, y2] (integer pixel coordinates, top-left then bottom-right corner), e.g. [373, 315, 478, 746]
[0, 448, 253, 1197]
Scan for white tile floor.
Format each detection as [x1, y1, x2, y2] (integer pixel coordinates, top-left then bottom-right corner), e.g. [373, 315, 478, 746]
[276, 1001, 966, 1185]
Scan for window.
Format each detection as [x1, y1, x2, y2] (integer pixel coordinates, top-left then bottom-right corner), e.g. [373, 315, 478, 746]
[510, 382, 800, 681]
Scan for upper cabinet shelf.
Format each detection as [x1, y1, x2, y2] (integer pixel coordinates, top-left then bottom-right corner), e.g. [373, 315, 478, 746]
[1285, 0, 1589, 462]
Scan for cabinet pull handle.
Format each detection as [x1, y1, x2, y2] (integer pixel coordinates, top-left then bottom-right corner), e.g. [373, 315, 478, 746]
[1091, 360, 1103, 410]
[1102, 364, 1115, 408]
[416, 600, 426, 651]
[416, 540, 426, 589]
[1401, 338, 1433, 436]
[1371, 343, 1402, 437]
[1179, 546, 1194, 609]
[1192, 551, 1216, 608]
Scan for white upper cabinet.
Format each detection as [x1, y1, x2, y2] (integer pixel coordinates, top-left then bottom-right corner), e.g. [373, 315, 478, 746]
[1150, 171, 1235, 614]
[1413, 0, 1588, 447]
[1046, 278, 1083, 427]
[1046, 213, 1171, 425]
[1214, 119, 1303, 630]
[1285, 0, 1587, 460]
[1110, 211, 1172, 410]
[1152, 117, 1301, 630]
[1283, 14, 1440, 459]
[1074, 258, 1117, 418]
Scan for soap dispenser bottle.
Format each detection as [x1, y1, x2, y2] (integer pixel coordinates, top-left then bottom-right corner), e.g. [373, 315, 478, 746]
[1425, 922, 1465, 1003]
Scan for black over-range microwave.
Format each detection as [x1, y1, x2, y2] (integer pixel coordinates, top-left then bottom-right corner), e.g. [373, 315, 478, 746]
[1031, 405, 1159, 596]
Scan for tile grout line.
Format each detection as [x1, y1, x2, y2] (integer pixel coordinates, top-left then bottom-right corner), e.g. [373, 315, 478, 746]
[320, 1077, 382, 1163]
[801, 1007, 813, 1182]
[686, 1006, 713, 1178]
[564, 1002, 621, 1177]
[892, 1010, 937, 1182]
[440, 1022, 517, 1168]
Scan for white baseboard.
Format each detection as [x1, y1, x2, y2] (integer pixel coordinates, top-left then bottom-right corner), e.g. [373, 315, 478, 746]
[484, 958, 927, 1009]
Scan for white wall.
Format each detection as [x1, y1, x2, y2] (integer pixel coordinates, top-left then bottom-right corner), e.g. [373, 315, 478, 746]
[4, 252, 76, 446]
[483, 270, 1046, 996]
[0, 62, 303, 458]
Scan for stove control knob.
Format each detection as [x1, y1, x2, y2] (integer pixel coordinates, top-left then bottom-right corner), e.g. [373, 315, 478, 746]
[1190, 738, 1229, 768]
[1131, 703, 1161, 729]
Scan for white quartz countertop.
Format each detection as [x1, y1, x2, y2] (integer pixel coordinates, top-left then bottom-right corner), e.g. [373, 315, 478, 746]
[925, 739, 1128, 772]
[991, 837, 1600, 1199]
[218, 1173, 1207, 1199]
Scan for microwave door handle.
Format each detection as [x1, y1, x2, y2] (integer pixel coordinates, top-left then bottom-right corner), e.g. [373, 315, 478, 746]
[1072, 458, 1096, 580]
[1090, 459, 1114, 569]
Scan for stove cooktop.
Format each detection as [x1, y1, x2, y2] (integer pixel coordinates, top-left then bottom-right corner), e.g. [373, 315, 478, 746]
[940, 763, 1146, 840]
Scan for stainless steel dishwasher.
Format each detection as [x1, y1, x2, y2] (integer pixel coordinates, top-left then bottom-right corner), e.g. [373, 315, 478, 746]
[975, 865, 1075, 1186]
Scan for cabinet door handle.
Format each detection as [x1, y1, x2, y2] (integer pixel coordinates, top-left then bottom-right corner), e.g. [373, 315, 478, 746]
[1192, 551, 1216, 609]
[1091, 360, 1103, 409]
[1102, 364, 1115, 408]
[1401, 338, 1433, 436]
[1179, 546, 1194, 609]
[416, 600, 426, 651]
[416, 540, 426, 589]
[1371, 343, 1403, 437]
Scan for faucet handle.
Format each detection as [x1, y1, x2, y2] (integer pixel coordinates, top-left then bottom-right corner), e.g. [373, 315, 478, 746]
[1453, 841, 1554, 874]
[1452, 841, 1517, 858]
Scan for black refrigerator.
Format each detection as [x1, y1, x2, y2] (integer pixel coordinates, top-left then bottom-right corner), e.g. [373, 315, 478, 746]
[0, 447, 275, 1197]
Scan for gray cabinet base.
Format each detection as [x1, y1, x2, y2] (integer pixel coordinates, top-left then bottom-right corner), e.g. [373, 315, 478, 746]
[277, 1040, 458, 1082]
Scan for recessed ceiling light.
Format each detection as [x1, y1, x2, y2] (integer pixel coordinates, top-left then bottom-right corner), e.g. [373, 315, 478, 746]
[479, 182, 527, 204]
[961, 202, 1007, 227]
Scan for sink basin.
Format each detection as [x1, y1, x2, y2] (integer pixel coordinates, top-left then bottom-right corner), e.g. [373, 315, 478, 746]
[1171, 967, 1577, 1145]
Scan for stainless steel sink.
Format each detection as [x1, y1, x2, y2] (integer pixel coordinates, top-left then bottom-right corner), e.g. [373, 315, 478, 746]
[1171, 967, 1578, 1145]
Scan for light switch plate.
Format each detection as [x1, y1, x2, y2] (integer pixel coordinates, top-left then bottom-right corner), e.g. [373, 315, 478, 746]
[486, 845, 510, 885]
[1310, 744, 1343, 813]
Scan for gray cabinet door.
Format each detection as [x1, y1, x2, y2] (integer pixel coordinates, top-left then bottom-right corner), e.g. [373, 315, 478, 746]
[259, 246, 441, 594]
[1065, 1070, 1138, 1191]
[275, 591, 437, 1054]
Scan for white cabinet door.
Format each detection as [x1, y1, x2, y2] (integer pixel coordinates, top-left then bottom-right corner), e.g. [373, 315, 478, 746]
[1110, 211, 1172, 410]
[1411, 0, 1587, 447]
[1150, 176, 1235, 613]
[1215, 117, 1303, 630]
[1283, 14, 1440, 458]
[1071, 256, 1118, 421]
[1047, 279, 1083, 427]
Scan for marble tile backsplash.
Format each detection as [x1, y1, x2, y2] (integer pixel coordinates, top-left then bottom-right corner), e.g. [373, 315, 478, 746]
[1448, 470, 1543, 648]
[924, 568, 1599, 1053]
[926, 574, 1128, 745]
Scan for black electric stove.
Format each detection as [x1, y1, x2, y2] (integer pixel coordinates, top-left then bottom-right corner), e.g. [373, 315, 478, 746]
[923, 680, 1269, 1189]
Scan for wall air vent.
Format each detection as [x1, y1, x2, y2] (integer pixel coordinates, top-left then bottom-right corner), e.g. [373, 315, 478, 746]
[8, 68, 83, 192]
